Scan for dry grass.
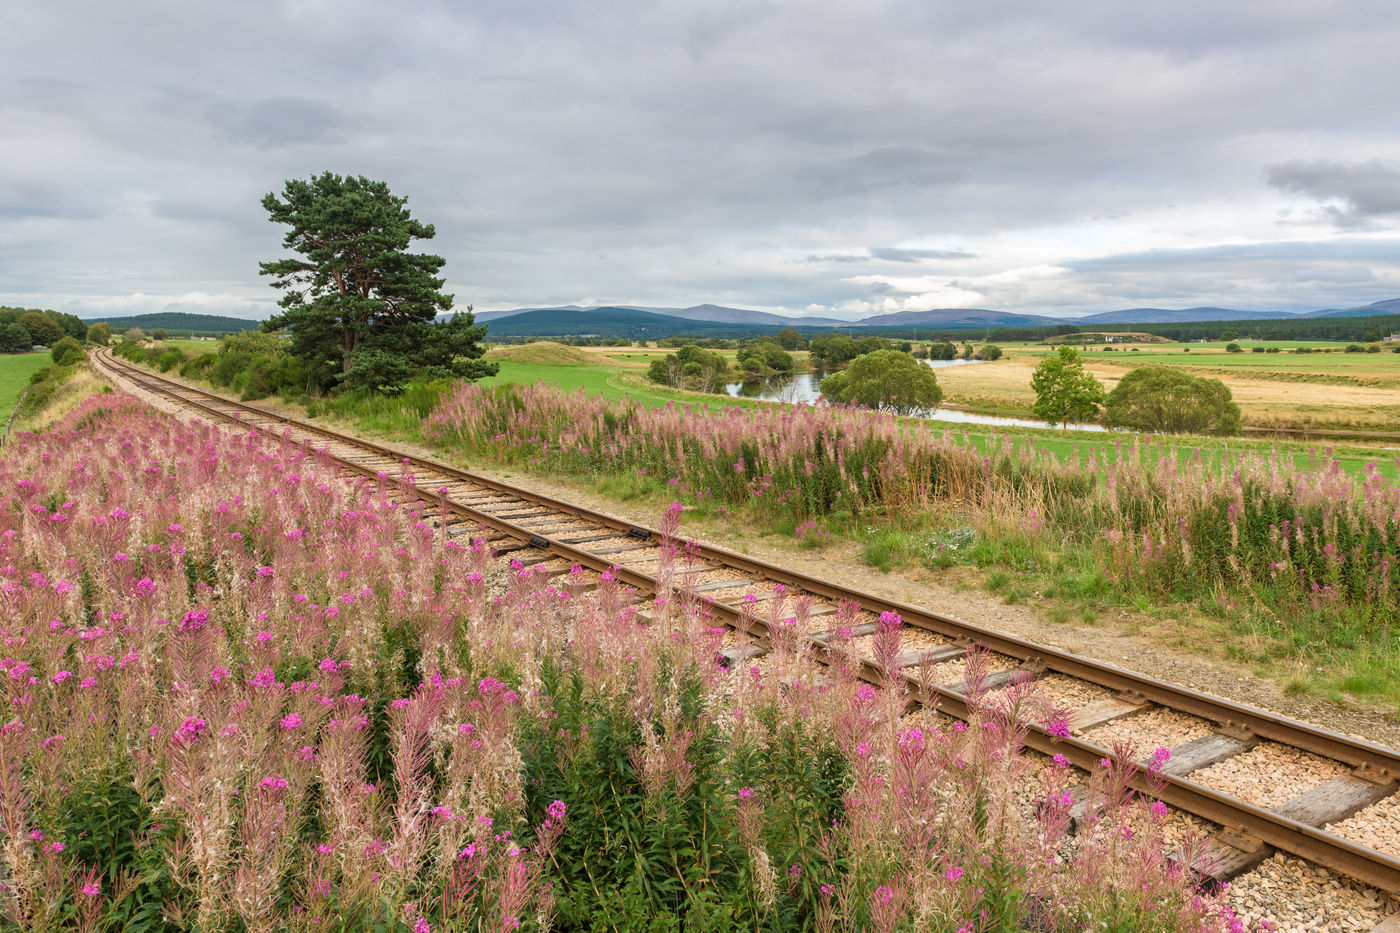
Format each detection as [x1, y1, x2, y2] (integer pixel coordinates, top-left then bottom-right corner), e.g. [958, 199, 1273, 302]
[485, 341, 597, 365]
[10, 368, 109, 434]
[934, 351, 1400, 431]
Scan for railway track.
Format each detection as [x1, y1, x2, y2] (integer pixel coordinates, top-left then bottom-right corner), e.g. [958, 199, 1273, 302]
[93, 349, 1400, 910]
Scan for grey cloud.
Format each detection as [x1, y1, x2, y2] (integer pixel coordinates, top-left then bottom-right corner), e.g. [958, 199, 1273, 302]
[209, 97, 349, 148]
[800, 248, 973, 265]
[868, 247, 975, 262]
[1268, 159, 1400, 228]
[6, 1, 1400, 318]
[800, 253, 867, 264]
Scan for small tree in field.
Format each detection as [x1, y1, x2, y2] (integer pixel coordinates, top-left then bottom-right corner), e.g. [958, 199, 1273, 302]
[819, 350, 943, 415]
[1103, 366, 1241, 436]
[86, 322, 112, 346]
[260, 172, 497, 393]
[1030, 346, 1105, 427]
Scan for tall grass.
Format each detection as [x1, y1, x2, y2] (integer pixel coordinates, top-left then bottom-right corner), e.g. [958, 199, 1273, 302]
[425, 383, 1400, 680]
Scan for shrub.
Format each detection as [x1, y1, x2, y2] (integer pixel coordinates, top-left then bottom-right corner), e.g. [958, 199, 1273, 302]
[50, 336, 85, 366]
[1102, 366, 1241, 436]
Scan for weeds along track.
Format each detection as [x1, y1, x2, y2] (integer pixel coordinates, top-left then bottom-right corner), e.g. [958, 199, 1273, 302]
[94, 350, 1400, 897]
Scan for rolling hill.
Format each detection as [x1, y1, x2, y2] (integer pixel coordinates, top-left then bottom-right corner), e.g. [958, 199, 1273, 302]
[479, 303, 845, 327]
[80, 312, 260, 334]
[482, 307, 789, 339]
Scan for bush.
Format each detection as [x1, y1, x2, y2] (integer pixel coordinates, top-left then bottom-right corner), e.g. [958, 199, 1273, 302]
[1251, 346, 1265, 353]
[153, 348, 186, 372]
[1102, 366, 1241, 436]
[977, 344, 1004, 360]
[50, 336, 85, 366]
[1225, 342, 1241, 353]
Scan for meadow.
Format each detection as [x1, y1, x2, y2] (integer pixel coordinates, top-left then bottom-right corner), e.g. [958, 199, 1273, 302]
[0, 392, 1247, 932]
[0, 352, 57, 418]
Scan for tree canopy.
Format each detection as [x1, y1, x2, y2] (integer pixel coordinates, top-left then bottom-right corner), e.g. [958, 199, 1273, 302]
[86, 322, 112, 346]
[646, 345, 730, 392]
[0, 323, 32, 353]
[819, 350, 943, 415]
[259, 172, 496, 393]
[1030, 346, 1106, 427]
[1102, 366, 1242, 436]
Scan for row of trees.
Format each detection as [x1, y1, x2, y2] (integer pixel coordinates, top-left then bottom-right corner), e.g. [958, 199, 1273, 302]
[1030, 346, 1241, 434]
[0, 307, 87, 350]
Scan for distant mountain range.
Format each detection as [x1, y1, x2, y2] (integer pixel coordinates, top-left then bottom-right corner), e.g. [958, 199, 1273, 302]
[480, 298, 1400, 330]
[477, 304, 848, 327]
[80, 298, 1400, 340]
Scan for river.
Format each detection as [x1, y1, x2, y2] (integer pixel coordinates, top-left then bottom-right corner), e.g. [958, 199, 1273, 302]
[723, 359, 1108, 432]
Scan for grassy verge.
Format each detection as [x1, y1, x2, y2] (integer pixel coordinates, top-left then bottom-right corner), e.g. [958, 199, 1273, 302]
[5, 360, 110, 438]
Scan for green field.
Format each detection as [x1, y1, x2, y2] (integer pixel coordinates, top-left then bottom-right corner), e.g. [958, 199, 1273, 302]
[0, 352, 54, 417]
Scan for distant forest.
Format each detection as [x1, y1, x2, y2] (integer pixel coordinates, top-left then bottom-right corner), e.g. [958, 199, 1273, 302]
[78, 312, 259, 337]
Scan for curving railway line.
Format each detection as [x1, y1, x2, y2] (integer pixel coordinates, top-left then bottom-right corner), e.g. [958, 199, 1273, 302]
[93, 349, 1400, 912]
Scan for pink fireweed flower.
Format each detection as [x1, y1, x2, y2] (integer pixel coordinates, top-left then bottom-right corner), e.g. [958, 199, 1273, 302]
[738, 786, 756, 800]
[260, 775, 289, 791]
[413, 920, 431, 933]
[1052, 753, 1069, 768]
[52, 671, 73, 684]
[1046, 719, 1071, 739]
[209, 667, 229, 685]
[177, 609, 208, 633]
[82, 881, 101, 897]
[256, 565, 274, 577]
[547, 799, 567, 820]
[174, 716, 206, 744]
[874, 886, 894, 905]
[946, 866, 964, 882]
[432, 806, 453, 820]
[42, 734, 64, 749]
[280, 713, 303, 730]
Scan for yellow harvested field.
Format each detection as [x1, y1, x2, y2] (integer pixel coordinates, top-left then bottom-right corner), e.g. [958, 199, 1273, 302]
[934, 352, 1400, 432]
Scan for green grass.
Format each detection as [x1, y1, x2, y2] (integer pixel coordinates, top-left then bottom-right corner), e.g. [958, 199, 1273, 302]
[0, 353, 56, 416]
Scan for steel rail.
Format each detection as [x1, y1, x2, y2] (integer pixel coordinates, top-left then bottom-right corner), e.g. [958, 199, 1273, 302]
[94, 350, 1400, 892]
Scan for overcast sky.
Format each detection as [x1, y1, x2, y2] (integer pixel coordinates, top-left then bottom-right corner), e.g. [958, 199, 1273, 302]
[5, 1, 1400, 321]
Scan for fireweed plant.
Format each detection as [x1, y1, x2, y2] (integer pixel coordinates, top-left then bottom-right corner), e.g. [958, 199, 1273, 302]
[425, 383, 1400, 678]
[0, 394, 1249, 931]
